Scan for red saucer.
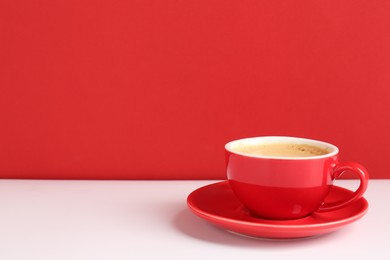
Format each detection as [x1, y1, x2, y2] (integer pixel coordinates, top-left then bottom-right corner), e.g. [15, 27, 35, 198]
[187, 181, 368, 239]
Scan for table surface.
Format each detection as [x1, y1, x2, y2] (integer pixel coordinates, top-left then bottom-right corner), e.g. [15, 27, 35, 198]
[0, 179, 388, 260]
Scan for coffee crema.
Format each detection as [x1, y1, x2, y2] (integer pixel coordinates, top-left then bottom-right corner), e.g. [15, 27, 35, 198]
[232, 142, 329, 157]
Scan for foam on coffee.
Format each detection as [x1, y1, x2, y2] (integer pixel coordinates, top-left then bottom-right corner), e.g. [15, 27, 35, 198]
[232, 142, 330, 157]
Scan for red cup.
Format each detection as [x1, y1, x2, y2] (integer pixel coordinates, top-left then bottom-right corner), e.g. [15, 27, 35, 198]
[225, 136, 368, 220]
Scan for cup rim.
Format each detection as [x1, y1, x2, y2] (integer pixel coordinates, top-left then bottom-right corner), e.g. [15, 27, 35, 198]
[225, 136, 339, 160]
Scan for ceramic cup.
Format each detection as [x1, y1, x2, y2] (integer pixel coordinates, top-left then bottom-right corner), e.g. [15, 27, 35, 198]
[225, 136, 369, 220]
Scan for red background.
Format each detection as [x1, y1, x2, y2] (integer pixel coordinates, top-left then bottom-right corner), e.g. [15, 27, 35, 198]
[1, 0, 389, 179]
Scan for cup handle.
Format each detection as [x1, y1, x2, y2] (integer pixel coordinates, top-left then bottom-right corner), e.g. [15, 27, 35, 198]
[317, 162, 369, 212]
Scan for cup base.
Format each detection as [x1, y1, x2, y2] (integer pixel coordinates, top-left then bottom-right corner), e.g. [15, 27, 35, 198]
[246, 207, 313, 221]
[228, 180, 329, 220]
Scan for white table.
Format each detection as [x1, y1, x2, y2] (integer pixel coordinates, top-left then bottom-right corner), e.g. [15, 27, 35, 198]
[0, 179, 388, 260]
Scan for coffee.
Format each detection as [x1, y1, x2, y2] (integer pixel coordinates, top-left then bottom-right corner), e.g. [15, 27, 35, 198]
[232, 142, 329, 157]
